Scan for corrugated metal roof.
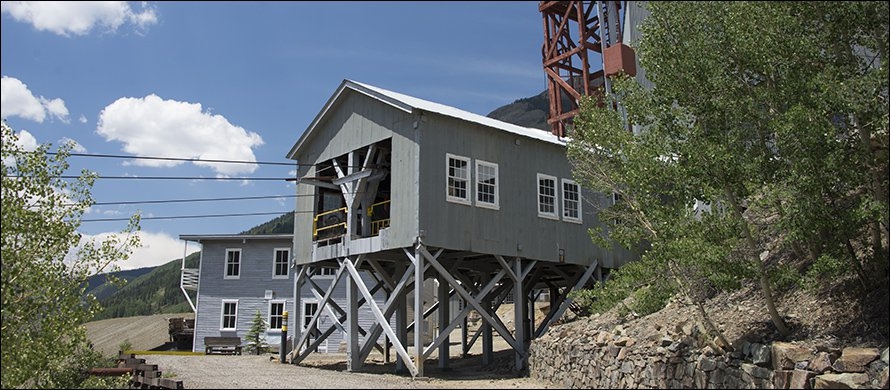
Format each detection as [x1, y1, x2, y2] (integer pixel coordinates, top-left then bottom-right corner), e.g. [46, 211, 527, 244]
[347, 80, 566, 145]
[286, 79, 565, 160]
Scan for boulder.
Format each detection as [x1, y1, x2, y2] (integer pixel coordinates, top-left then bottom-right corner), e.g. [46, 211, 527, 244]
[833, 347, 879, 373]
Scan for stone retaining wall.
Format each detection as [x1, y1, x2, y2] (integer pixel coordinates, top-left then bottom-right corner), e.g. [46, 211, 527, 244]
[529, 322, 889, 389]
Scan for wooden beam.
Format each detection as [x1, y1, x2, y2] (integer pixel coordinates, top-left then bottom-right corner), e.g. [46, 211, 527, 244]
[535, 261, 598, 338]
[418, 244, 521, 354]
[343, 257, 418, 377]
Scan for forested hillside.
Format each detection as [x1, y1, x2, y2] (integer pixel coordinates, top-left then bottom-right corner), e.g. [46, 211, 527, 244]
[240, 212, 293, 235]
[90, 252, 199, 320]
[83, 266, 154, 302]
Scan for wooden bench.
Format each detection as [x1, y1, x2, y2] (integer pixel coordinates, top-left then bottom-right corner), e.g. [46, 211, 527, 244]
[204, 336, 242, 355]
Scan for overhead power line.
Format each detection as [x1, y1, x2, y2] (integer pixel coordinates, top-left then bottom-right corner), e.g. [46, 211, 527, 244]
[86, 194, 301, 206]
[42, 175, 290, 181]
[47, 152, 299, 166]
[45, 152, 365, 169]
[79, 210, 315, 223]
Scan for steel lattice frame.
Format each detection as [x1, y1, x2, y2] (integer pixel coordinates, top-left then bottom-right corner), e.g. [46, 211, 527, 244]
[540, 1, 624, 138]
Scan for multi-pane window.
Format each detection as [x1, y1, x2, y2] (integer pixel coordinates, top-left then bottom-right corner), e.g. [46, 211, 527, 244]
[562, 179, 582, 223]
[537, 174, 558, 219]
[475, 160, 499, 209]
[269, 301, 285, 331]
[273, 248, 289, 278]
[315, 267, 336, 278]
[446, 154, 471, 204]
[221, 300, 238, 330]
[225, 249, 241, 279]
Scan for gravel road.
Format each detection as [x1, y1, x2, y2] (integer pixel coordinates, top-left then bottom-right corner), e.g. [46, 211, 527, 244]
[142, 353, 556, 389]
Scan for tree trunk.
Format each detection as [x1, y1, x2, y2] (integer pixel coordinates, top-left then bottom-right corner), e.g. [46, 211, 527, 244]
[851, 114, 889, 265]
[724, 186, 790, 336]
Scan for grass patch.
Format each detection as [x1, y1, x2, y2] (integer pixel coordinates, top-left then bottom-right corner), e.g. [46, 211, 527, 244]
[124, 350, 204, 356]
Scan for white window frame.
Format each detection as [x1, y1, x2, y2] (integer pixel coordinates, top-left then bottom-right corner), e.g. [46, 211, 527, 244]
[446, 153, 472, 205]
[220, 299, 238, 331]
[561, 179, 582, 223]
[224, 248, 241, 279]
[313, 266, 336, 279]
[268, 300, 286, 333]
[272, 248, 290, 279]
[301, 300, 319, 332]
[475, 160, 499, 210]
[537, 173, 559, 220]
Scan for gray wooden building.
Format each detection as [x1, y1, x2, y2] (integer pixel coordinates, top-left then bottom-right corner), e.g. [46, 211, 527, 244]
[178, 234, 391, 355]
[285, 79, 637, 377]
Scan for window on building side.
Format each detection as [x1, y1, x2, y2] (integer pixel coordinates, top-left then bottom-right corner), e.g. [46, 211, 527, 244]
[446, 154, 471, 205]
[273, 248, 289, 278]
[221, 300, 238, 330]
[314, 267, 336, 278]
[562, 179, 582, 223]
[225, 249, 241, 279]
[269, 300, 285, 331]
[475, 160, 499, 209]
[537, 174, 558, 219]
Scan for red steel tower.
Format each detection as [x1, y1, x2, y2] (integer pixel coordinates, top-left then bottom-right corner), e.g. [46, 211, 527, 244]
[540, 1, 636, 137]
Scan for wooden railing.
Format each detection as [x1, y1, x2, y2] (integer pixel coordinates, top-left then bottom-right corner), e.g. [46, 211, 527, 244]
[180, 268, 199, 291]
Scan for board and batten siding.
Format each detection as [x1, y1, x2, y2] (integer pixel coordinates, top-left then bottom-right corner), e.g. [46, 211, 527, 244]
[292, 90, 420, 265]
[416, 112, 634, 269]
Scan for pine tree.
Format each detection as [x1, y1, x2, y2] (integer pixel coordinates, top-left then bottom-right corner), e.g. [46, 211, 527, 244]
[245, 310, 268, 355]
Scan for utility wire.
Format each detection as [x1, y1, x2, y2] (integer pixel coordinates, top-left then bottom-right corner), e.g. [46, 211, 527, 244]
[73, 191, 364, 207]
[45, 152, 364, 169]
[80, 210, 315, 223]
[84, 194, 300, 206]
[30, 175, 292, 181]
[47, 152, 298, 166]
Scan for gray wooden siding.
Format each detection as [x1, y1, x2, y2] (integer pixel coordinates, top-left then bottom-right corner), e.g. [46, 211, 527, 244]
[289, 88, 634, 269]
[415, 112, 635, 269]
[193, 239, 296, 352]
[193, 238, 393, 353]
[292, 90, 419, 265]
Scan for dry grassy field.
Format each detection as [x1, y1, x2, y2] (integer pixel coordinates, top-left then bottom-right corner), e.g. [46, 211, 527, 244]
[85, 313, 195, 357]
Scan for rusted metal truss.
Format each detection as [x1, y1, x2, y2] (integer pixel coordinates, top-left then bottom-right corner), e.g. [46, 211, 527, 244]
[540, 1, 625, 138]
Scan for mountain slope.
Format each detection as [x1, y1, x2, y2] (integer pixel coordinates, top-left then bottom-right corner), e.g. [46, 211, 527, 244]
[84, 266, 155, 302]
[240, 212, 293, 235]
[91, 252, 200, 320]
[486, 90, 550, 131]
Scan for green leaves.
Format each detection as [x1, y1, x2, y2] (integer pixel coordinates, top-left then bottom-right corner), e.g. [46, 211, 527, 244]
[1, 122, 141, 388]
[567, 1, 888, 332]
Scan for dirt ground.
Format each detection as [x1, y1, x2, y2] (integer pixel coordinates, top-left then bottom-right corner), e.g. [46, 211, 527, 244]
[85, 311, 556, 388]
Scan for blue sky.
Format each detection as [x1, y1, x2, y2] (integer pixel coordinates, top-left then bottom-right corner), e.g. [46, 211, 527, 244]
[1, 2, 549, 270]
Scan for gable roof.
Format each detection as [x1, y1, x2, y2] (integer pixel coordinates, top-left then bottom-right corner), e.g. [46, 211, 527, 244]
[286, 79, 565, 160]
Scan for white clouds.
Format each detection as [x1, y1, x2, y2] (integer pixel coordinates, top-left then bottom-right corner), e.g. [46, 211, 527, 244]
[73, 230, 200, 271]
[14, 129, 39, 152]
[1, 129, 39, 166]
[0, 1, 158, 37]
[59, 137, 87, 153]
[1, 76, 70, 123]
[41, 96, 70, 123]
[97, 94, 264, 175]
